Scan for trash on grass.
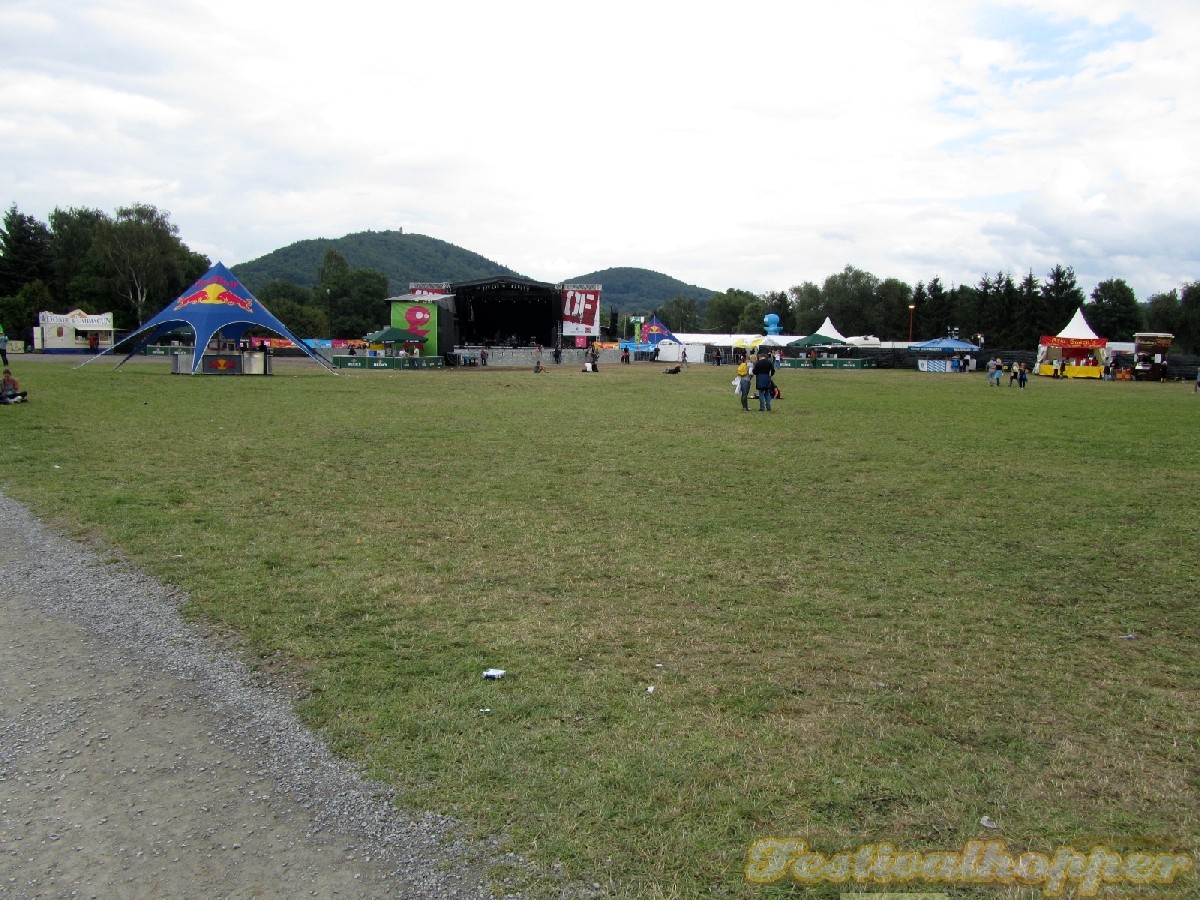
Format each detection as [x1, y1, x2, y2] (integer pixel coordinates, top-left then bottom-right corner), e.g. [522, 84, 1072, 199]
[482, 668, 506, 679]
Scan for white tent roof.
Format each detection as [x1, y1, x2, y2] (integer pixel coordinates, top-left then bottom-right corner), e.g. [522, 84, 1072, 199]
[672, 333, 802, 347]
[1057, 307, 1100, 340]
[814, 316, 849, 343]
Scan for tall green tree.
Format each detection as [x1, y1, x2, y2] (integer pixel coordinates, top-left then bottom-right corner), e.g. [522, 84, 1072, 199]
[317, 246, 351, 287]
[258, 280, 327, 338]
[922, 277, 951, 340]
[1176, 281, 1200, 354]
[89, 204, 206, 327]
[995, 272, 1020, 346]
[0, 205, 53, 298]
[0, 279, 52, 344]
[655, 296, 701, 333]
[1143, 290, 1180, 337]
[1010, 271, 1042, 348]
[874, 277, 913, 340]
[1085, 278, 1141, 341]
[788, 282, 823, 334]
[704, 288, 758, 332]
[329, 268, 389, 340]
[48, 207, 110, 310]
[821, 265, 878, 337]
[734, 299, 768, 334]
[1039, 264, 1085, 334]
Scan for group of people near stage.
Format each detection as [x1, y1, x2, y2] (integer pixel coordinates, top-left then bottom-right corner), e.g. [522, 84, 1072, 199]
[734, 352, 779, 412]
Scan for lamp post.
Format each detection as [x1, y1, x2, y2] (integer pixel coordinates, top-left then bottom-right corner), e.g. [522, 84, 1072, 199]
[908, 303, 916, 341]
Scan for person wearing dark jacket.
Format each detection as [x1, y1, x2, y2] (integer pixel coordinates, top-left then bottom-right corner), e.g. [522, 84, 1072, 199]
[752, 354, 775, 412]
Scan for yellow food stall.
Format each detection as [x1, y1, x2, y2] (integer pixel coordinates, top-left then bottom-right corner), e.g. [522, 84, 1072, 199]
[1035, 308, 1106, 378]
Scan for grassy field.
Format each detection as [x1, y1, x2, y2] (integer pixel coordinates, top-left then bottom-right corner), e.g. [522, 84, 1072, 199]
[2, 356, 1197, 898]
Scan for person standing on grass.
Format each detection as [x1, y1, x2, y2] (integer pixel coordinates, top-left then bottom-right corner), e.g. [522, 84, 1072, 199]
[1017, 362, 1028, 389]
[0, 328, 8, 366]
[736, 354, 752, 411]
[681, 347, 688, 367]
[753, 353, 775, 412]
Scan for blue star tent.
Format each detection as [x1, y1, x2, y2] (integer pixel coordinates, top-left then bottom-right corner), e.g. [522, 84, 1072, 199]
[80, 262, 335, 373]
[640, 315, 681, 345]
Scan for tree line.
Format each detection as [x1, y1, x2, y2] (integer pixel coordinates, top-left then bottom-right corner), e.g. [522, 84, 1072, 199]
[652, 265, 1200, 353]
[4, 202, 1198, 352]
[0, 204, 390, 342]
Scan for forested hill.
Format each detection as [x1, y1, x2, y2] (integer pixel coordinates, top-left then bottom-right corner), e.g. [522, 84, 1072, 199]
[567, 267, 714, 312]
[230, 231, 714, 311]
[231, 232, 522, 296]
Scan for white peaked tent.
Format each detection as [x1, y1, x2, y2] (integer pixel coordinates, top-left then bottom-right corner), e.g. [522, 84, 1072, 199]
[1036, 307, 1106, 377]
[1057, 308, 1101, 340]
[813, 316, 849, 343]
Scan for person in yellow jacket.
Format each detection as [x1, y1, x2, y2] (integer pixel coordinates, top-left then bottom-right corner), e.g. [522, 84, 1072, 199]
[736, 356, 752, 411]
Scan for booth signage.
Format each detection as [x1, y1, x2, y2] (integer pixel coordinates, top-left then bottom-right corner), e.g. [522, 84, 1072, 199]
[1041, 336, 1104, 349]
[39, 311, 114, 329]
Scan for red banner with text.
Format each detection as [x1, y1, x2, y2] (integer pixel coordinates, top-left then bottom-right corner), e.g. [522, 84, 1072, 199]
[561, 284, 601, 336]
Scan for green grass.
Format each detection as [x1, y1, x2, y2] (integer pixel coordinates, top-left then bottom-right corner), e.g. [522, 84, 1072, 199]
[3, 357, 1197, 898]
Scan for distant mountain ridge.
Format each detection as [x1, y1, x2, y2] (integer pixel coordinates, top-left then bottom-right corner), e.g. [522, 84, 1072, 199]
[230, 231, 714, 312]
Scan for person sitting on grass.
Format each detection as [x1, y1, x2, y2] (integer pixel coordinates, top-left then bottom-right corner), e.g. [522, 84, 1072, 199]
[1, 368, 28, 403]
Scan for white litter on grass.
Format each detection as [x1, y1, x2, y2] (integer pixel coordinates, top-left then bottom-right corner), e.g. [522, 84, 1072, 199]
[646, 686, 655, 694]
[482, 668, 506, 679]
[980, 816, 998, 830]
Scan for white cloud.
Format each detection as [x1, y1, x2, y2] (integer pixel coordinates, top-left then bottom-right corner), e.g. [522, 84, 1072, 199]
[2, 0, 1197, 301]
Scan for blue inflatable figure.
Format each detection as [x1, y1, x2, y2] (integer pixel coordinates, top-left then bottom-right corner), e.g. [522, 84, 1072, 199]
[763, 313, 782, 335]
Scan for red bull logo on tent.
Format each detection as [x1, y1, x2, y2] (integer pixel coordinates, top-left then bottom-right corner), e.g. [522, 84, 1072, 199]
[640, 316, 679, 345]
[174, 277, 254, 313]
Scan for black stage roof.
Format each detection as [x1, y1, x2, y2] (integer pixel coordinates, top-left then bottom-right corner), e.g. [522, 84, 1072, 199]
[450, 276, 561, 347]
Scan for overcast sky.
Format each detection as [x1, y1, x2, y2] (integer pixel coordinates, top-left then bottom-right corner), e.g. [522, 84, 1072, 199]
[3, 0, 1197, 301]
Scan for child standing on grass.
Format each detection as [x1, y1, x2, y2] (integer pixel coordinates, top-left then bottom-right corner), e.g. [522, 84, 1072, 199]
[736, 356, 752, 411]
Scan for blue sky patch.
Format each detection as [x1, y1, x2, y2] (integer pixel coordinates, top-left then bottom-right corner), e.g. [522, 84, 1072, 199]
[974, 3, 1154, 83]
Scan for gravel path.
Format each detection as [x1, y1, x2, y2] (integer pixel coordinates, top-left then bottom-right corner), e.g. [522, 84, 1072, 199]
[0, 492, 531, 899]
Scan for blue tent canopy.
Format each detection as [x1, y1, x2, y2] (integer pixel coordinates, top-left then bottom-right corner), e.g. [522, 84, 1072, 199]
[640, 315, 681, 345]
[910, 337, 981, 352]
[80, 262, 334, 374]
